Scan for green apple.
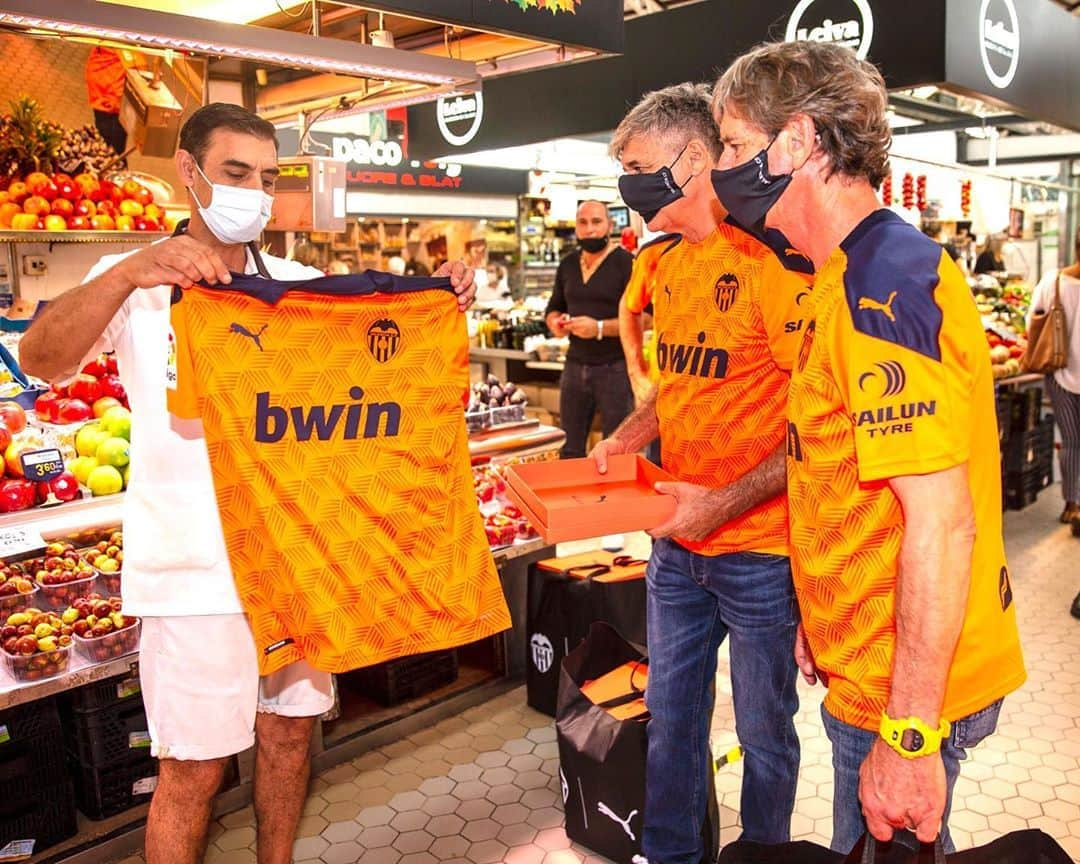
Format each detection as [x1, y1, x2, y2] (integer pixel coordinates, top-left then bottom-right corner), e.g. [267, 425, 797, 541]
[95, 437, 130, 469]
[75, 421, 109, 458]
[101, 406, 132, 441]
[69, 455, 98, 486]
[87, 465, 123, 497]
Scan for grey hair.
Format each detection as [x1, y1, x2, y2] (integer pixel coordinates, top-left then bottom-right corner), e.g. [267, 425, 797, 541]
[610, 82, 723, 161]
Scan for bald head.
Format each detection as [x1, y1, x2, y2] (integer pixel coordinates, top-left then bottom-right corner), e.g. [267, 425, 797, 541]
[576, 200, 611, 242]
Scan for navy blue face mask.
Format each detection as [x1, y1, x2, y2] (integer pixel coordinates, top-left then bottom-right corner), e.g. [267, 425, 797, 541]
[618, 145, 692, 222]
[710, 138, 793, 236]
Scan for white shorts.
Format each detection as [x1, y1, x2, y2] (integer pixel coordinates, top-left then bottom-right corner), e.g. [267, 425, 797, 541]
[139, 614, 335, 761]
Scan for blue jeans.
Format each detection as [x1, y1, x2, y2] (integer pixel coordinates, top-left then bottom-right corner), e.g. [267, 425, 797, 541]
[822, 698, 1004, 855]
[559, 358, 634, 459]
[643, 539, 800, 863]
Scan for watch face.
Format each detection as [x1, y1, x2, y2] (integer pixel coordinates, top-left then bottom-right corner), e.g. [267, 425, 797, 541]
[900, 728, 925, 752]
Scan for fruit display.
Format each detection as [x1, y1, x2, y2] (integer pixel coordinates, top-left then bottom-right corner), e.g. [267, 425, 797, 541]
[0, 562, 36, 614]
[467, 374, 528, 432]
[0, 168, 166, 232]
[0, 97, 63, 180]
[473, 463, 536, 548]
[65, 595, 139, 663]
[974, 279, 1030, 380]
[68, 406, 132, 497]
[30, 541, 96, 610]
[35, 353, 128, 426]
[82, 530, 123, 596]
[1, 607, 72, 682]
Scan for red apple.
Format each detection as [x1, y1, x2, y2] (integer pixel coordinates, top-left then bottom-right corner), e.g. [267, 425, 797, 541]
[49, 472, 80, 502]
[6, 182, 28, 205]
[55, 399, 93, 424]
[0, 402, 26, 434]
[34, 218, 45, 230]
[67, 374, 101, 404]
[22, 196, 50, 217]
[121, 179, 142, 199]
[90, 214, 115, 231]
[109, 183, 125, 205]
[74, 199, 96, 218]
[67, 216, 91, 231]
[43, 214, 67, 232]
[96, 199, 117, 217]
[140, 216, 160, 232]
[74, 173, 100, 198]
[34, 481, 49, 505]
[29, 179, 58, 202]
[97, 375, 126, 402]
[24, 172, 49, 190]
[57, 181, 79, 202]
[0, 479, 36, 513]
[0, 203, 20, 228]
[134, 185, 154, 207]
[34, 391, 61, 424]
[51, 173, 73, 188]
[105, 355, 119, 375]
[0, 424, 10, 454]
[81, 357, 109, 378]
[50, 198, 74, 218]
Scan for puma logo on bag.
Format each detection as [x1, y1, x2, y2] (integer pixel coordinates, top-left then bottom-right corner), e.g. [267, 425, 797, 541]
[857, 290, 898, 323]
[597, 801, 639, 841]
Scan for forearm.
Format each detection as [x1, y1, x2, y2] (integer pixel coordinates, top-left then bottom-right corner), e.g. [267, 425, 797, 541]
[887, 468, 975, 723]
[20, 268, 134, 381]
[610, 389, 659, 451]
[708, 444, 787, 523]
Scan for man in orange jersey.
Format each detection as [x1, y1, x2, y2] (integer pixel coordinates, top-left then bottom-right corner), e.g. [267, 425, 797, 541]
[20, 103, 477, 864]
[594, 83, 812, 864]
[712, 42, 1025, 854]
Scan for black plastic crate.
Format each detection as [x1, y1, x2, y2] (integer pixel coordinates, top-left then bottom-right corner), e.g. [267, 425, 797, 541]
[1005, 463, 1053, 510]
[1008, 387, 1043, 434]
[995, 394, 1011, 447]
[66, 699, 151, 768]
[0, 698, 61, 746]
[66, 672, 142, 714]
[70, 754, 158, 820]
[355, 649, 459, 707]
[1006, 416, 1055, 471]
[0, 730, 67, 815]
[0, 781, 78, 856]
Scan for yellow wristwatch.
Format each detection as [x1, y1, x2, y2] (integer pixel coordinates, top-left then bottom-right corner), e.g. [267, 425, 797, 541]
[879, 712, 951, 759]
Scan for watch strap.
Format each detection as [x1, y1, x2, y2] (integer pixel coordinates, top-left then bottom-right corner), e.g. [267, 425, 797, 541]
[879, 712, 951, 759]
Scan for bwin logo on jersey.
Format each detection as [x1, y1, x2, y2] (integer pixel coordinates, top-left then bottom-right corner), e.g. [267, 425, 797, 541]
[656, 331, 728, 379]
[367, 319, 401, 363]
[530, 633, 554, 674]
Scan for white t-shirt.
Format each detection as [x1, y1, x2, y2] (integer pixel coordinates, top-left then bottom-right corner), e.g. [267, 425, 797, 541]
[1028, 270, 1080, 394]
[73, 245, 322, 616]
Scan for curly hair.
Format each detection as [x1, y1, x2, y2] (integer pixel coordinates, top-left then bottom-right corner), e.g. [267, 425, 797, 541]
[713, 41, 892, 188]
[610, 82, 723, 161]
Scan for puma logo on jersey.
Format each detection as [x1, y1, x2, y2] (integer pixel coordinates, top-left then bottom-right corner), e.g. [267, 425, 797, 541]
[255, 387, 401, 442]
[230, 322, 268, 351]
[857, 291, 898, 323]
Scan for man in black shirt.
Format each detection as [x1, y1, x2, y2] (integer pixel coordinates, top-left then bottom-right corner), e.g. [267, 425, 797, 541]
[545, 200, 635, 458]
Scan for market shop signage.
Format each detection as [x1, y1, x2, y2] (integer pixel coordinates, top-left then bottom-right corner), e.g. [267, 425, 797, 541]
[785, 0, 875, 60]
[331, 136, 404, 168]
[437, 93, 484, 148]
[979, 0, 1020, 89]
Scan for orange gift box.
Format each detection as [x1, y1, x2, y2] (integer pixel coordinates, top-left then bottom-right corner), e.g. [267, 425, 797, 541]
[580, 660, 649, 720]
[535, 550, 648, 583]
[504, 455, 676, 543]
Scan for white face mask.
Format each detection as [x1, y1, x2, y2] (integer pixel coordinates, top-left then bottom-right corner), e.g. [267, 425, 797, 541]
[189, 161, 274, 245]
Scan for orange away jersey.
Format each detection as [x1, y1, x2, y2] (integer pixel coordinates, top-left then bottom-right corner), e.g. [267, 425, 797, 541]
[653, 223, 813, 556]
[167, 272, 511, 675]
[786, 209, 1025, 731]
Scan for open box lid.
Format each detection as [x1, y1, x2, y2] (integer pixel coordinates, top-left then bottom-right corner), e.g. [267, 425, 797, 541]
[504, 455, 675, 544]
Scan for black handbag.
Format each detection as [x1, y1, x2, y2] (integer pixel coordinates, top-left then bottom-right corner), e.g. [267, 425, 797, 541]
[556, 622, 718, 864]
[718, 829, 1073, 864]
[526, 555, 647, 717]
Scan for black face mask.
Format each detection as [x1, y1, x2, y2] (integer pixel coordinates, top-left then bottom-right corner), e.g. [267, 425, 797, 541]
[710, 139, 792, 236]
[618, 145, 691, 222]
[578, 236, 609, 254]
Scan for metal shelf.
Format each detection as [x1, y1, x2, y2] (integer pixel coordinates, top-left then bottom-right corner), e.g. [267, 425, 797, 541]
[0, 230, 166, 244]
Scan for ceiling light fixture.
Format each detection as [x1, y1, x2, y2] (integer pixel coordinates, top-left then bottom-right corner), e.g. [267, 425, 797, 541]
[0, 0, 478, 86]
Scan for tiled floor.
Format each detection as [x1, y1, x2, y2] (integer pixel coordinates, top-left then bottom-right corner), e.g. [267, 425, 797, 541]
[114, 488, 1079, 863]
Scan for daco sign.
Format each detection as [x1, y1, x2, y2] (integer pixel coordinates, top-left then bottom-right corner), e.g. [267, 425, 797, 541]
[331, 136, 404, 167]
[785, 0, 874, 60]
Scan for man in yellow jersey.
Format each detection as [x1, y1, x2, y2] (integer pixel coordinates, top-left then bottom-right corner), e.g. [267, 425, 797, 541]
[594, 83, 812, 864]
[19, 103, 477, 864]
[711, 42, 1025, 854]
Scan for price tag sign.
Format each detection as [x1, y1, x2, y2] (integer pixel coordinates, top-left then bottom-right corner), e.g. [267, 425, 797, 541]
[0, 527, 45, 561]
[20, 448, 65, 483]
[0, 839, 35, 862]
